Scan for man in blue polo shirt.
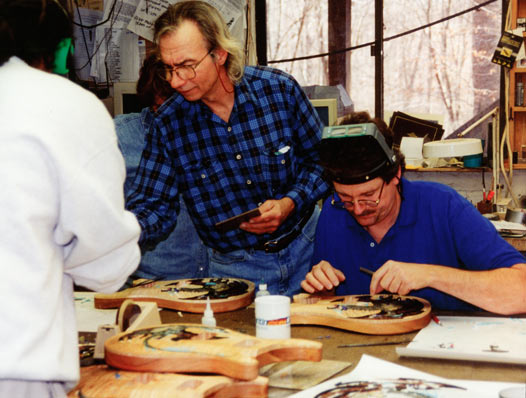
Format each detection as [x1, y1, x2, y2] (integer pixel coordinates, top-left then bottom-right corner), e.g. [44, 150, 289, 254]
[301, 111, 526, 313]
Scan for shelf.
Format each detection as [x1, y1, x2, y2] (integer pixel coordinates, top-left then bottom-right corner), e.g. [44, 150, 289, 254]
[510, 0, 526, 154]
[405, 167, 490, 172]
[502, 161, 526, 169]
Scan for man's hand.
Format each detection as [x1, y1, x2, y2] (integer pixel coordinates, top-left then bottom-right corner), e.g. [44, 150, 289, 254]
[370, 260, 431, 295]
[240, 197, 295, 234]
[301, 260, 346, 293]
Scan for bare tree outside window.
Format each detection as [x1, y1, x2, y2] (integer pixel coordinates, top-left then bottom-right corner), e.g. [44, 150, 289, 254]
[266, 0, 501, 136]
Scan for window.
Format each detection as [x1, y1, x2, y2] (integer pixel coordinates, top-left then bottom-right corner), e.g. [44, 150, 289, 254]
[266, 1, 501, 136]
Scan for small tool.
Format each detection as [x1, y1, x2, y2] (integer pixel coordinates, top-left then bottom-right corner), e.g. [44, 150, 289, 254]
[431, 313, 443, 326]
[359, 267, 374, 276]
[486, 190, 495, 202]
[338, 339, 412, 348]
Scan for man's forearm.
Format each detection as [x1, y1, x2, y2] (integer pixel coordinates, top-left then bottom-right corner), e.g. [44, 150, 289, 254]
[429, 264, 526, 315]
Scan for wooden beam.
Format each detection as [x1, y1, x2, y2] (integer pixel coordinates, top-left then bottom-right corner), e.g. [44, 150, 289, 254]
[374, 0, 384, 120]
[255, 0, 267, 66]
[328, 0, 351, 90]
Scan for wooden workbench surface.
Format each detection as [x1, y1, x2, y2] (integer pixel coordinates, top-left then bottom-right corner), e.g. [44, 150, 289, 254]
[504, 236, 526, 252]
[160, 306, 526, 397]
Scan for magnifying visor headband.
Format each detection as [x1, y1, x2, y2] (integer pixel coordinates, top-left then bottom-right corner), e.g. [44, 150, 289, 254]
[318, 123, 397, 185]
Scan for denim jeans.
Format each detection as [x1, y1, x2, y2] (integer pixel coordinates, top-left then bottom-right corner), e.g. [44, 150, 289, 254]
[208, 206, 320, 297]
[115, 111, 209, 284]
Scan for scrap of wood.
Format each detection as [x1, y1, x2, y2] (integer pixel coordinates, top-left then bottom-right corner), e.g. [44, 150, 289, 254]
[67, 364, 268, 398]
[291, 294, 431, 335]
[105, 323, 322, 380]
[94, 278, 255, 313]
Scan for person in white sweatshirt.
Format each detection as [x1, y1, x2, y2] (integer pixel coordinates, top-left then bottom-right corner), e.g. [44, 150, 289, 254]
[0, 1, 141, 397]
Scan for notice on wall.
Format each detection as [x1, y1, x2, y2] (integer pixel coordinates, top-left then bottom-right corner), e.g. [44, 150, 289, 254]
[127, 0, 244, 42]
[491, 30, 524, 68]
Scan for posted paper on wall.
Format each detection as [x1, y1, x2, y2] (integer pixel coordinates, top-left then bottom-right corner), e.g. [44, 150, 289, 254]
[127, 0, 244, 42]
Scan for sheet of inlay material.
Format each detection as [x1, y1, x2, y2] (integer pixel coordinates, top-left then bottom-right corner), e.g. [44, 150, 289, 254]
[291, 294, 431, 335]
[67, 364, 268, 398]
[94, 278, 255, 313]
[260, 359, 352, 390]
[104, 323, 323, 381]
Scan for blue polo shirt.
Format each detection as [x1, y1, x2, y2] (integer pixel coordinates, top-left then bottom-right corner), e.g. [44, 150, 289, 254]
[312, 178, 525, 311]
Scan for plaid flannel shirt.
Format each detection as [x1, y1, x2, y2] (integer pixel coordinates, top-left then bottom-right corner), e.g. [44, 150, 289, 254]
[127, 66, 329, 252]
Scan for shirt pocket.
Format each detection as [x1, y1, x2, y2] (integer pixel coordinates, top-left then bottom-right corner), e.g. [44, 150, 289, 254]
[261, 141, 296, 194]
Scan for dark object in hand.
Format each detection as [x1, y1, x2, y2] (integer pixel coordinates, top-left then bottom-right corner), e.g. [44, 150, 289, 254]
[215, 208, 261, 232]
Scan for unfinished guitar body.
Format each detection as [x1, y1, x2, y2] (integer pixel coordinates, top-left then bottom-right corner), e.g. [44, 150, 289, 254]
[104, 323, 322, 380]
[94, 278, 255, 313]
[291, 294, 431, 335]
[67, 365, 268, 398]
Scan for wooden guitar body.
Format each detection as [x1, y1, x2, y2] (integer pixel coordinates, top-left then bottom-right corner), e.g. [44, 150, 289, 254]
[291, 294, 431, 335]
[94, 278, 255, 313]
[67, 365, 268, 398]
[104, 323, 322, 380]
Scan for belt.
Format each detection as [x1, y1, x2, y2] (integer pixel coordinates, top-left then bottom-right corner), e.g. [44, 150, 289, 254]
[253, 206, 315, 253]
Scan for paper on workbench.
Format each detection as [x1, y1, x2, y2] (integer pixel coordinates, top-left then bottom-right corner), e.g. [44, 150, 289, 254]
[288, 354, 522, 397]
[74, 292, 117, 332]
[397, 316, 526, 364]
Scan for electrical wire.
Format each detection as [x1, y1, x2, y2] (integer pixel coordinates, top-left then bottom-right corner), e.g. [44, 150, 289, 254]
[71, 0, 122, 83]
[72, 0, 118, 28]
[267, 0, 497, 65]
[495, 1, 520, 209]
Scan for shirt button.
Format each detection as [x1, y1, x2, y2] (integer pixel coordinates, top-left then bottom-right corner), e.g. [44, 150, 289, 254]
[370, 242, 375, 247]
[246, 179, 252, 185]
[201, 174, 206, 179]
[236, 154, 242, 160]
[281, 159, 286, 164]
[227, 126, 232, 132]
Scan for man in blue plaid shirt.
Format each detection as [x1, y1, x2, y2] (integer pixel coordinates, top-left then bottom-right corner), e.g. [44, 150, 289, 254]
[127, 1, 329, 296]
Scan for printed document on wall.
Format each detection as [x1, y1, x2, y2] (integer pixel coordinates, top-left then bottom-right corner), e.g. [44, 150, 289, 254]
[127, 0, 244, 42]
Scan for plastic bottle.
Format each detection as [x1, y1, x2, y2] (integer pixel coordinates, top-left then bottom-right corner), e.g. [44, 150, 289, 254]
[256, 283, 270, 297]
[517, 81, 524, 107]
[201, 297, 216, 327]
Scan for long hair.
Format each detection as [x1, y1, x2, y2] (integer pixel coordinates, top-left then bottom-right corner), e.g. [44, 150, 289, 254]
[153, 1, 245, 84]
[136, 53, 175, 109]
[0, 0, 72, 68]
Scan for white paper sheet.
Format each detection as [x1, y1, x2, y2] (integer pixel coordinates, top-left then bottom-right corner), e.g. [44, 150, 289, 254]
[127, 0, 243, 42]
[397, 316, 526, 364]
[288, 354, 522, 398]
[89, 27, 142, 82]
[73, 8, 103, 81]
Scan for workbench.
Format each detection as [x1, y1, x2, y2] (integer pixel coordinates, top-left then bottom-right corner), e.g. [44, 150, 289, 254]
[157, 306, 526, 397]
[504, 236, 526, 252]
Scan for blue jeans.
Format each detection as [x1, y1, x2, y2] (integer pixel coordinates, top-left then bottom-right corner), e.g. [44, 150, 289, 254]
[208, 206, 320, 297]
[115, 111, 209, 285]
[131, 199, 209, 280]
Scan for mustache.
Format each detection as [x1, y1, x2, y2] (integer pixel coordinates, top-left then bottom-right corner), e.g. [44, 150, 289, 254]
[354, 209, 375, 217]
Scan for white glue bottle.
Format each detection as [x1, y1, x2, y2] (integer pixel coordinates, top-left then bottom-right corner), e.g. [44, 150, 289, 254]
[201, 297, 216, 327]
[256, 282, 270, 297]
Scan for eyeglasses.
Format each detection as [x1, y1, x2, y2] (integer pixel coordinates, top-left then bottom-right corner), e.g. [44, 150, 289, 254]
[331, 181, 385, 210]
[160, 49, 212, 81]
